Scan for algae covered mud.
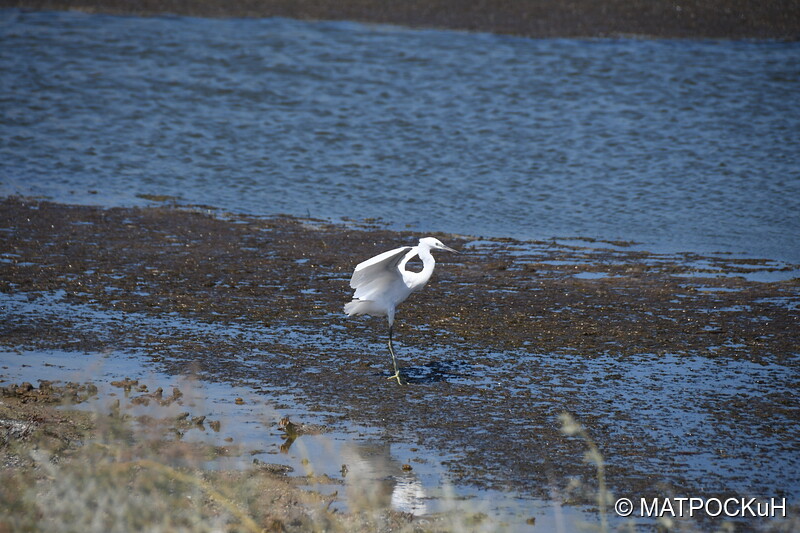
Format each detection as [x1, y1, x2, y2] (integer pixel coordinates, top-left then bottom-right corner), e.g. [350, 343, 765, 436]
[1, 197, 799, 530]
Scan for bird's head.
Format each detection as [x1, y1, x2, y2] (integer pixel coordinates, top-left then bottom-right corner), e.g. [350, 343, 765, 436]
[419, 237, 459, 253]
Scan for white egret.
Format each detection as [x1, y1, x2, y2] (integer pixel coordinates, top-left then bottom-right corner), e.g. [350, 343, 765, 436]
[344, 237, 459, 384]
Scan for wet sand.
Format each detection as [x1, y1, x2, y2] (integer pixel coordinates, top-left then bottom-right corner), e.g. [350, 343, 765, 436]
[2, 197, 799, 530]
[3, 0, 800, 39]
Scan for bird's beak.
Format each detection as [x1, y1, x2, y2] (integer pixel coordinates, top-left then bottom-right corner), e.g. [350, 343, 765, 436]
[442, 245, 460, 254]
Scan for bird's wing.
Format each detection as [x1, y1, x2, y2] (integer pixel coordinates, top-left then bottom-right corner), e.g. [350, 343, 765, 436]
[350, 246, 414, 298]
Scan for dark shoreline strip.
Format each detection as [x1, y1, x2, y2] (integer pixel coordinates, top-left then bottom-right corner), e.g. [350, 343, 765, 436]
[3, 0, 800, 40]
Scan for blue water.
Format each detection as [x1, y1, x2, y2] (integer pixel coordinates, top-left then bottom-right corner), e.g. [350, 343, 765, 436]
[2, 9, 799, 262]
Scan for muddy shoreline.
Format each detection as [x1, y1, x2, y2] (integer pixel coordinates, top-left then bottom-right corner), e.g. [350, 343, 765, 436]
[2, 197, 799, 529]
[3, 0, 800, 40]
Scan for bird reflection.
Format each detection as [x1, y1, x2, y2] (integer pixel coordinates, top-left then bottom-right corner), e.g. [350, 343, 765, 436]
[278, 416, 298, 453]
[390, 474, 427, 515]
[279, 434, 295, 454]
[276, 420, 430, 515]
[340, 441, 428, 516]
[277, 416, 328, 453]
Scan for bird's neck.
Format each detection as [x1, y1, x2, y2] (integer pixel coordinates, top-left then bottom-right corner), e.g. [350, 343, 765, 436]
[407, 245, 435, 292]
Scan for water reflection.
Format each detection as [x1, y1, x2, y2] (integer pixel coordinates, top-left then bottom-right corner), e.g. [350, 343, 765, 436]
[391, 475, 428, 516]
[341, 442, 428, 516]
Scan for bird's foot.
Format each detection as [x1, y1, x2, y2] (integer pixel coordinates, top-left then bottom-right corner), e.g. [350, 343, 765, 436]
[386, 370, 404, 385]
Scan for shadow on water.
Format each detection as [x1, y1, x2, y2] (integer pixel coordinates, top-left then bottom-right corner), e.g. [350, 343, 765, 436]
[394, 359, 472, 384]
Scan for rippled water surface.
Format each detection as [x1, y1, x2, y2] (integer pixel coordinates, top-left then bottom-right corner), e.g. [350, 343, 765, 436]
[2, 9, 800, 261]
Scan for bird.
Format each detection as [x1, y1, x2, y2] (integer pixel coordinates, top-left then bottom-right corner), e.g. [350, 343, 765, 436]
[344, 237, 459, 384]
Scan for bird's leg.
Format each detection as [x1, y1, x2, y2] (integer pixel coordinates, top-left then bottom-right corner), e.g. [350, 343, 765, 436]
[386, 326, 403, 385]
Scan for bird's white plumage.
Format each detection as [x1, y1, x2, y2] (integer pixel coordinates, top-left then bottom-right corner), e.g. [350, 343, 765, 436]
[344, 245, 418, 322]
[344, 237, 457, 325]
[344, 237, 458, 384]
[350, 245, 413, 299]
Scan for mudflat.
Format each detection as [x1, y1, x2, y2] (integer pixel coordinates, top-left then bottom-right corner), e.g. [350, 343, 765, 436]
[2, 197, 799, 530]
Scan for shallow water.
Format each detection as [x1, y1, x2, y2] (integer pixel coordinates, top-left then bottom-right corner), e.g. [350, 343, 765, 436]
[2, 9, 799, 262]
